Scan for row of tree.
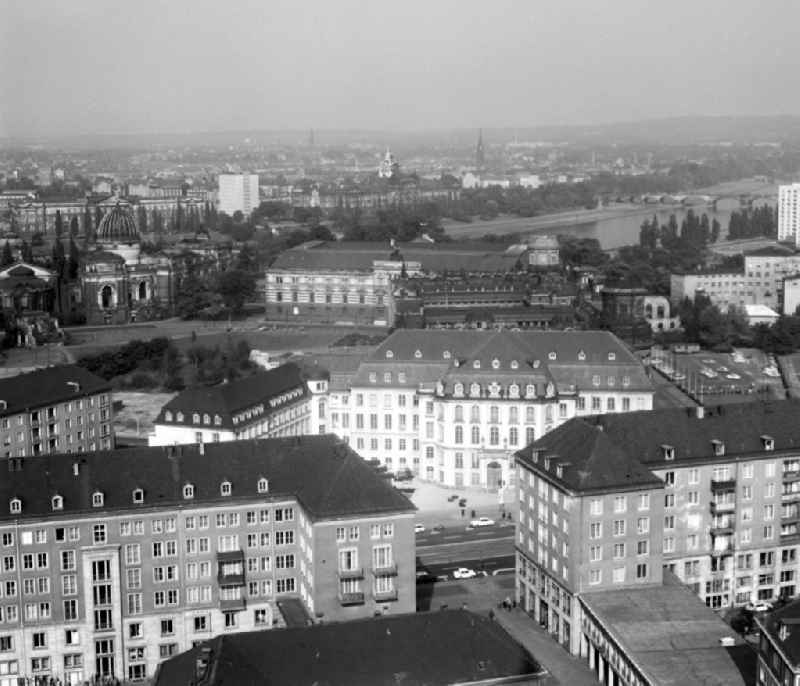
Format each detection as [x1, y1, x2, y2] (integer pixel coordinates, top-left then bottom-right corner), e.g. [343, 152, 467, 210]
[727, 204, 777, 240]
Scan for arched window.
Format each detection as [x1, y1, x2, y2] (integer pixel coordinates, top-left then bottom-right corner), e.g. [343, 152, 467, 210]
[192, 413, 200, 424]
[220, 481, 232, 496]
[578, 350, 586, 361]
[257, 478, 269, 494]
[203, 414, 210, 425]
[100, 285, 114, 309]
[214, 415, 222, 425]
[183, 484, 195, 500]
[92, 491, 104, 508]
[455, 426, 463, 444]
[414, 350, 422, 359]
[138, 281, 147, 300]
[176, 412, 184, 422]
[132, 488, 144, 504]
[526, 406, 536, 423]
[51, 495, 63, 511]
[9, 498, 21, 514]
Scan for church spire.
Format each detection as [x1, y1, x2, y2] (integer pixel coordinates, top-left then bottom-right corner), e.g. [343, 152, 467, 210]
[476, 129, 485, 171]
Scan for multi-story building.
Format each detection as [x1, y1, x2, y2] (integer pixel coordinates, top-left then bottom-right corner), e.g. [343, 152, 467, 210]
[217, 174, 259, 217]
[756, 599, 800, 686]
[327, 329, 653, 490]
[778, 182, 800, 245]
[517, 401, 800, 664]
[0, 365, 113, 459]
[0, 435, 414, 684]
[149, 363, 328, 446]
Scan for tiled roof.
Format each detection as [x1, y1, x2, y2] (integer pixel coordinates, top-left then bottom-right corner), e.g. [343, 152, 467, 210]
[0, 435, 414, 522]
[0, 365, 111, 417]
[760, 599, 800, 667]
[581, 574, 747, 686]
[154, 609, 541, 686]
[155, 363, 307, 429]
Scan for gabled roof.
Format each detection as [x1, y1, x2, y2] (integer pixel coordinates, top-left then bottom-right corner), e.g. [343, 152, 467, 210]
[0, 365, 110, 417]
[0, 435, 414, 522]
[154, 610, 541, 686]
[156, 363, 307, 429]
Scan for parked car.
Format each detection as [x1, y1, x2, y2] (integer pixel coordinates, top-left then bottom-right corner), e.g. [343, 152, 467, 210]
[431, 524, 445, 534]
[447, 495, 459, 502]
[416, 571, 438, 584]
[746, 601, 773, 613]
[458, 498, 467, 507]
[414, 524, 425, 534]
[452, 567, 477, 580]
[726, 373, 741, 380]
[469, 516, 495, 528]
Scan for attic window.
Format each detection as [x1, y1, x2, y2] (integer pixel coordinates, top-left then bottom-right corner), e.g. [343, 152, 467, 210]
[556, 465, 564, 478]
[220, 481, 232, 496]
[525, 384, 536, 398]
[578, 350, 586, 361]
[92, 491, 104, 508]
[165, 411, 173, 422]
[592, 375, 601, 387]
[443, 350, 451, 359]
[491, 359, 500, 370]
[414, 350, 422, 359]
[622, 376, 631, 387]
[176, 412, 184, 422]
[9, 498, 21, 515]
[548, 352, 557, 361]
[132, 488, 144, 504]
[369, 372, 377, 383]
[257, 478, 269, 494]
[533, 360, 540, 369]
[711, 439, 725, 456]
[661, 445, 675, 461]
[762, 435, 775, 451]
[192, 413, 200, 424]
[509, 384, 520, 398]
[454, 383, 464, 397]
[203, 414, 210, 425]
[385, 350, 394, 359]
[473, 360, 481, 369]
[214, 415, 222, 426]
[183, 484, 195, 500]
[608, 352, 616, 361]
[51, 495, 63, 511]
[510, 360, 519, 370]
[780, 623, 790, 641]
[398, 372, 407, 383]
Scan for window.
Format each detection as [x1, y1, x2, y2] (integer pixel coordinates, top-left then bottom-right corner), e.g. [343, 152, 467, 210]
[257, 478, 269, 494]
[590, 499, 603, 516]
[183, 484, 194, 499]
[613, 520, 626, 537]
[132, 488, 144, 504]
[51, 495, 63, 511]
[613, 496, 627, 513]
[92, 491, 104, 508]
[93, 524, 106, 545]
[220, 481, 232, 496]
[636, 563, 648, 580]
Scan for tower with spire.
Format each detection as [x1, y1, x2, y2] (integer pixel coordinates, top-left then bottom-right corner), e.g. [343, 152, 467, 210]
[475, 129, 485, 171]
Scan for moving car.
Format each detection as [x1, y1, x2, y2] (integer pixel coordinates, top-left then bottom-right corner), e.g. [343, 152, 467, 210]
[726, 373, 741, 380]
[469, 516, 495, 527]
[452, 567, 477, 580]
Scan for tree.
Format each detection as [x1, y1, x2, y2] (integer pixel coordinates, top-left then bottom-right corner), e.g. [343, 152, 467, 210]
[69, 216, 79, 237]
[20, 240, 33, 263]
[94, 206, 103, 230]
[216, 269, 256, 313]
[67, 238, 80, 280]
[136, 205, 148, 233]
[0, 242, 13, 266]
[710, 217, 721, 243]
[54, 210, 63, 238]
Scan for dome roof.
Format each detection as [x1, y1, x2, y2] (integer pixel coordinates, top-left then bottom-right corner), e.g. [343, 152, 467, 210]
[97, 203, 139, 243]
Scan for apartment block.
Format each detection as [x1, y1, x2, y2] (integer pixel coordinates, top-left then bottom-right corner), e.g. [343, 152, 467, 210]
[217, 174, 259, 217]
[779, 183, 800, 245]
[0, 436, 414, 684]
[0, 366, 113, 459]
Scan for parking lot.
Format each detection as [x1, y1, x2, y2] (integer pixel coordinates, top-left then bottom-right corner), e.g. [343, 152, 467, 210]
[650, 347, 785, 404]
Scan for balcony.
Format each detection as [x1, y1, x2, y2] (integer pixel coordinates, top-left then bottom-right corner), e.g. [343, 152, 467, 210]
[710, 501, 735, 515]
[372, 563, 398, 577]
[217, 550, 245, 586]
[783, 470, 800, 483]
[219, 595, 246, 611]
[710, 478, 736, 492]
[374, 589, 399, 602]
[782, 491, 800, 503]
[337, 567, 365, 581]
[338, 592, 365, 606]
[710, 524, 735, 536]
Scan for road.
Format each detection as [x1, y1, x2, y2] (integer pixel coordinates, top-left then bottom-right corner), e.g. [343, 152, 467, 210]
[415, 523, 515, 578]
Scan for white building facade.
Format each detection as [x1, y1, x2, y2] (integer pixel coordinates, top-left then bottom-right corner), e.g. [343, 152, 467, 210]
[217, 174, 259, 217]
[779, 183, 800, 245]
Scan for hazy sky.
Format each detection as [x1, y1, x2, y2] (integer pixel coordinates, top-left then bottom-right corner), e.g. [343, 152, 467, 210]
[3, 0, 800, 138]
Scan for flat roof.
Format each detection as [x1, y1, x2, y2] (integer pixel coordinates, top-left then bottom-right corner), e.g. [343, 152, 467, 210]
[581, 576, 747, 686]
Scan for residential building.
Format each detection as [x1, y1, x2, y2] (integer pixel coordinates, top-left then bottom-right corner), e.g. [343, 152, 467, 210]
[756, 599, 800, 686]
[0, 435, 414, 683]
[0, 365, 113, 458]
[778, 183, 800, 245]
[149, 363, 327, 446]
[217, 174, 259, 217]
[516, 400, 800, 670]
[154, 610, 542, 686]
[328, 329, 653, 490]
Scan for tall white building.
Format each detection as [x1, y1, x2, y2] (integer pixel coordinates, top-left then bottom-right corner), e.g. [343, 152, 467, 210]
[779, 183, 800, 244]
[217, 174, 260, 217]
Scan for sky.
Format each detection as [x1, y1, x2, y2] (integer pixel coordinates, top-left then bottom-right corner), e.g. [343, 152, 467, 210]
[3, 0, 800, 139]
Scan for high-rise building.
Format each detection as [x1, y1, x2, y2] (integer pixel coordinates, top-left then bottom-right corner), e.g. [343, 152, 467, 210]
[778, 183, 800, 245]
[217, 174, 259, 217]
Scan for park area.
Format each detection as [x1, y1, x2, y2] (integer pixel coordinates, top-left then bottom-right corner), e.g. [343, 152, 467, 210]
[650, 346, 785, 404]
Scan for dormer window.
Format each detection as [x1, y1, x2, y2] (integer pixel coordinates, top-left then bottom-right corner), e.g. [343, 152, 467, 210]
[780, 623, 790, 641]
[51, 495, 63, 511]
[165, 411, 173, 422]
[443, 350, 451, 359]
[592, 375, 601, 387]
[214, 415, 222, 426]
[132, 488, 144, 504]
[533, 360, 540, 369]
[508, 384, 520, 399]
[398, 372, 407, 383]
[220, 481, 232, 496]
[183, 484, 195, 500]
[192, 413, 200, 424]
[414, 350, 422, 359]
[661, 445, 675, 461]
[454, 383, 464, 397]
[470, 383, 481, 397]
[510, 360, 519, 370]
[607, 376, 615, 387]
[548, 352, 557, 361]
[257, 478, 269, 494]
[762, 435, 775, 451]
[473, 360, 481, 369]
[578, 350, 586, 361]
[622, 376, 631, 387]
[525, 384, 536, 398]
[556, 464, 564, 478]
[711, 440, 725, 456]
[9, 498, 21, 515]
[491, 359, 500, 370]
[385, 350, 394, 359]
[369, 372, 377, 383]
[608, 352, 616, 361]
[92, 491, 104, 508]
[203, 414, 210, 425]
[176, 412, 184, 422]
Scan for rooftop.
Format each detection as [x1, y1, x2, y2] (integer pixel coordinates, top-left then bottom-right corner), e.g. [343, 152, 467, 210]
[759, 598, 800, 667]
[581, 574, 747, 686]
[0, 365, 110, 417]
[0, 435, 414, 522]
[154, 609, 543, 686]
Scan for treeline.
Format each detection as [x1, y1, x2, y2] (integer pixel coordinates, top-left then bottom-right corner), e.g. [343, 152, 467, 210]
[77, 338, 178, 382]
[727, 204, 777, 240]
[451, 184, 596, 221]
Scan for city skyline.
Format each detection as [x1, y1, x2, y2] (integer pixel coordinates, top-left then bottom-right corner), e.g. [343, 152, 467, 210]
[4, 0, 800, 139]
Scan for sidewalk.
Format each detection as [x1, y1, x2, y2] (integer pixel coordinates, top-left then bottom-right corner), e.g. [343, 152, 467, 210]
[493, 608, 598, 686]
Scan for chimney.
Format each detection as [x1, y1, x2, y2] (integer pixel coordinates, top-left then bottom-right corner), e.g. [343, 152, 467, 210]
[695, 406, 705, 419]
